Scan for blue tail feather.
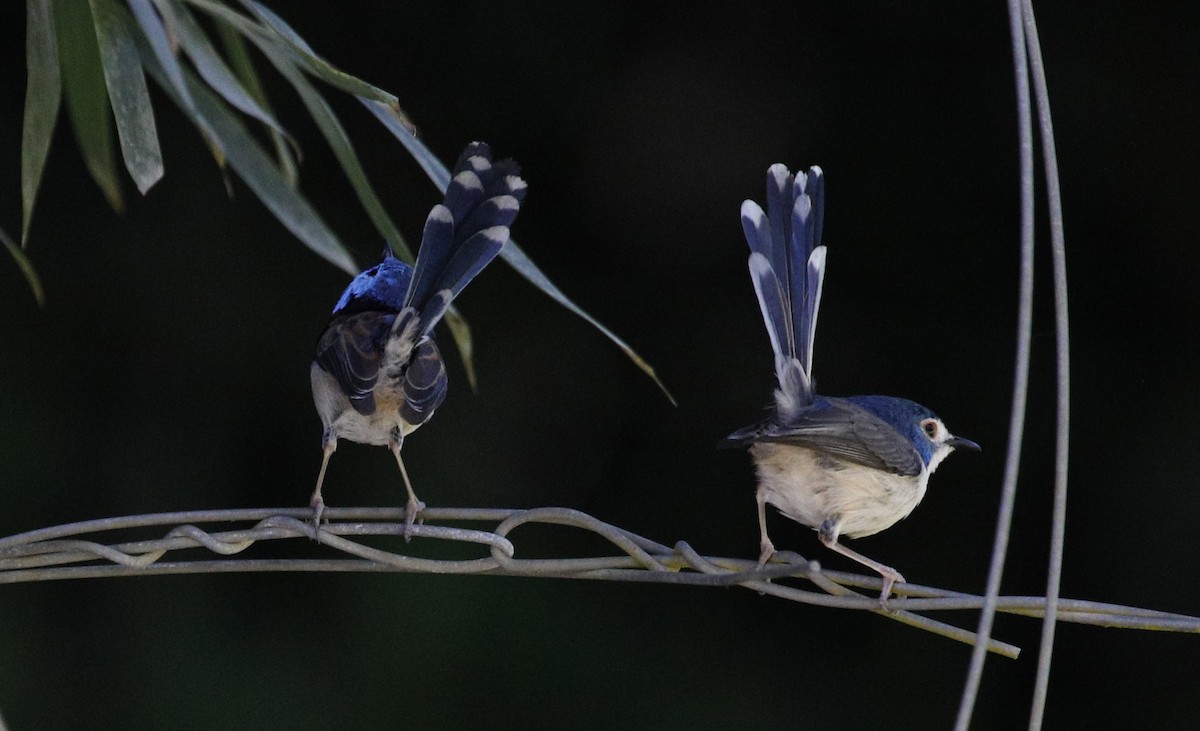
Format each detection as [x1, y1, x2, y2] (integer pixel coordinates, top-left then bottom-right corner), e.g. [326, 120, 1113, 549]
[742, 163, 828, 408]
[404, 142, 523, 322]
[405, 205, 456, 311]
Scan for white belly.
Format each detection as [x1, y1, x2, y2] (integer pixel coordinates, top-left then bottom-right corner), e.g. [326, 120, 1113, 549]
[750, 442, 928, 539]
[310, 363, 419, 446]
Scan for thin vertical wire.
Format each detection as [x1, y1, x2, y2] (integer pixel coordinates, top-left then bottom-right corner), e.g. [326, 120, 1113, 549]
[953, 0, 1036, 727]
[1023, 0, 1070, 727]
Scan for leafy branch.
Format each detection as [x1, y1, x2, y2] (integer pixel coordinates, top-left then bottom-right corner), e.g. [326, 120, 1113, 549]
[11, 0, 672, 400]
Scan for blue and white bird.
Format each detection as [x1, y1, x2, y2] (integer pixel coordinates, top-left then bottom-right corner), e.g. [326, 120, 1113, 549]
[725, 163, 978, 602]
[310, 141, 525, 529]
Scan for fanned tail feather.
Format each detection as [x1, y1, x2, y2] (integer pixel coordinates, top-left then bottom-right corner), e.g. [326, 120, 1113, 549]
[404, 142, 525, 334]
[740, 163, 827, 417]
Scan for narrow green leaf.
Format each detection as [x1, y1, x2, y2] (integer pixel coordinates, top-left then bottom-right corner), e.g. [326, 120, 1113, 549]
[90, 0, 163, 194]
[160, 2, 296, 155]
[118, 1, 356, 275]
[128, 0, 198, 122]
[184, 0, 309, 184]
[237, 0, 407, 115]
[215, 22, 299, 186]
[254, 41, 412, 262]
[185, 82, 359, 275]
[53, 0, 123, 211]
[1, 225, 46, 307]
[22, 0, 63, 245]
[442, 307, 477, 391]
[364, 99, 677, 405]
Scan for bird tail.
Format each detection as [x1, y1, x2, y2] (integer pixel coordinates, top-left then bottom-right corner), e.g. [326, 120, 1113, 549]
[404, 141, 527, 335]
[740, 164, 826, 420]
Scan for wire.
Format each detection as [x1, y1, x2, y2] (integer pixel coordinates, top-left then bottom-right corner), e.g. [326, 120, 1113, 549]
[3, 506, 1195, 665]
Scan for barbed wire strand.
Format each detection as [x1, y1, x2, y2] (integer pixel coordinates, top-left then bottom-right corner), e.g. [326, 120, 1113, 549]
[3, 507, 1197, 664]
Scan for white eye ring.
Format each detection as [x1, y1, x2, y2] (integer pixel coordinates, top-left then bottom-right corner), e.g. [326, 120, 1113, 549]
[921, 419, 939, 440]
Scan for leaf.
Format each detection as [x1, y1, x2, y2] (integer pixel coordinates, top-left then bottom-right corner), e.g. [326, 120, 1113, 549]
[53, 0, 123, 211]
[125, 3, 359, 276]
[90, 0, 164, 194]
[236, 0, 404, 112]
[442, 307, 477, 391]
[180, 76, 359, 275]
[213, 19, 299, 187]
[1, 225, 45, 307]
[22, 0, 62, 245]
[252, 40, 413, 262]
[127, 0, 198, 121]
[364, 99, 677, 405]
[160, 2, 296, 157]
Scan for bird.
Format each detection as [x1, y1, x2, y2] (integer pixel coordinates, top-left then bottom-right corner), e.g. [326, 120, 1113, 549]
[724, 162, 979, 603]
[309, 141, 526, 531]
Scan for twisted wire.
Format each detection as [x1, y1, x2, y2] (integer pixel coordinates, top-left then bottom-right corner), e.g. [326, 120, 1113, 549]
[3, 506, 1197, 662]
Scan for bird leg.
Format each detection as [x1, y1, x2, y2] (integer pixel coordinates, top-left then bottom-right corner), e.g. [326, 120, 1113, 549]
[389, 439, 426, 540]
[756, 486, 776, 566]
[309, 434, 337, 530]
[818, 517, 906, 607]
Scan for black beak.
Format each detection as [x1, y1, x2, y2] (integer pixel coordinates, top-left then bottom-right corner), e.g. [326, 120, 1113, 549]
[948, 436, 981, 452]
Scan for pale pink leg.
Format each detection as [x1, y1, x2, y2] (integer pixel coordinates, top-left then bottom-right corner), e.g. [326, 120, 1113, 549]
[309, 437, 336, 527]
[390, 440, 426, 538]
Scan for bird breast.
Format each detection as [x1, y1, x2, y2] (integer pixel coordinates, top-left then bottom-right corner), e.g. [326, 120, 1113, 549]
[750, 442, 929, 539]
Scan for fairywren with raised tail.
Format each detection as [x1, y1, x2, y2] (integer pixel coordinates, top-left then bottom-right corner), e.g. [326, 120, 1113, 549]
[724, 163, 978, 602]
[310, 141, 525, 531]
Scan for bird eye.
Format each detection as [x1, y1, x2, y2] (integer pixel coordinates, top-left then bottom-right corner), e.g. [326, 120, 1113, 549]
[921, 419, 939, 439]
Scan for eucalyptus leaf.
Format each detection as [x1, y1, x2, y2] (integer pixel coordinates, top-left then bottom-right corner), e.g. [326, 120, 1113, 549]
[440, 307, 477, 391]
[1, 226, 45, 307]
[254, 41, 412, 262]
[214, 20, 299, 187]
[181, 73, 359, 275]
[90, 0, 163, 194]
[22, 0, 62, 245]
[53, 0, 123, 211]
[161, 1, 296, 152]
[237, 0, 408, 118]
[128, 0, 199, 123]
[126, 5, 359, 276]
[364, 99, 676, 404]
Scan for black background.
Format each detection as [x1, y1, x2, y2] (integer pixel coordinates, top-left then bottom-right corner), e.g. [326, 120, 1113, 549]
[2, 2, 1199, 728]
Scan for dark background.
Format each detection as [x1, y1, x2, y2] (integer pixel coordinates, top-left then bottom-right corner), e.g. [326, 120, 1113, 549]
[2, 2, 1199, 728]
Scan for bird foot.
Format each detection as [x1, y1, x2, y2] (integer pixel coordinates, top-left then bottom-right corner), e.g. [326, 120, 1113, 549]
[309, 496, 326, 540]
[877, 569, 906, 611]
[403, 496, 426, 542]
[757, 539, 776, 568]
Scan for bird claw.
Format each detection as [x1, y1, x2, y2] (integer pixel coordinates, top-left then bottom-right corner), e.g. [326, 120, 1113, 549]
[310, 496, 326, 539]
[757, 539, 776, 568]
[877, 570, 906, 611]
[403, 496, 426, 542]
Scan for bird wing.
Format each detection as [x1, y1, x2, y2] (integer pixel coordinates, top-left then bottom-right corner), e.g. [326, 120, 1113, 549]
[725, 397, 924, 477]
[741, 165, 826, 419]
[400, 338, 449, 428]
[313, 311, 396, 415]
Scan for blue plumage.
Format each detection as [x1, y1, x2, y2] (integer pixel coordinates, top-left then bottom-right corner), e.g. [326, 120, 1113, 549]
[309, 141, 525, 531]
[728, 162, 977, 603]
[332, 249, 413, 315]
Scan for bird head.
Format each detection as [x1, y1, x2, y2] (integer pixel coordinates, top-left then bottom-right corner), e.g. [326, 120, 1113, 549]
[331, 247, 413, 316]
[847, 395, 980, 473]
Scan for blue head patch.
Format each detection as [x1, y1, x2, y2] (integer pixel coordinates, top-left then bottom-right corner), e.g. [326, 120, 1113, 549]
[844, 395, 939, 466]
[332, 249, 413, 316]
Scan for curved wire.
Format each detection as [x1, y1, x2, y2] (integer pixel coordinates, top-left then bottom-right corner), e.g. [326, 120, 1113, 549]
[955, 1, 1037, 727]
[2, 506, 1195, 665]
[1023, 0, 1072, 725]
